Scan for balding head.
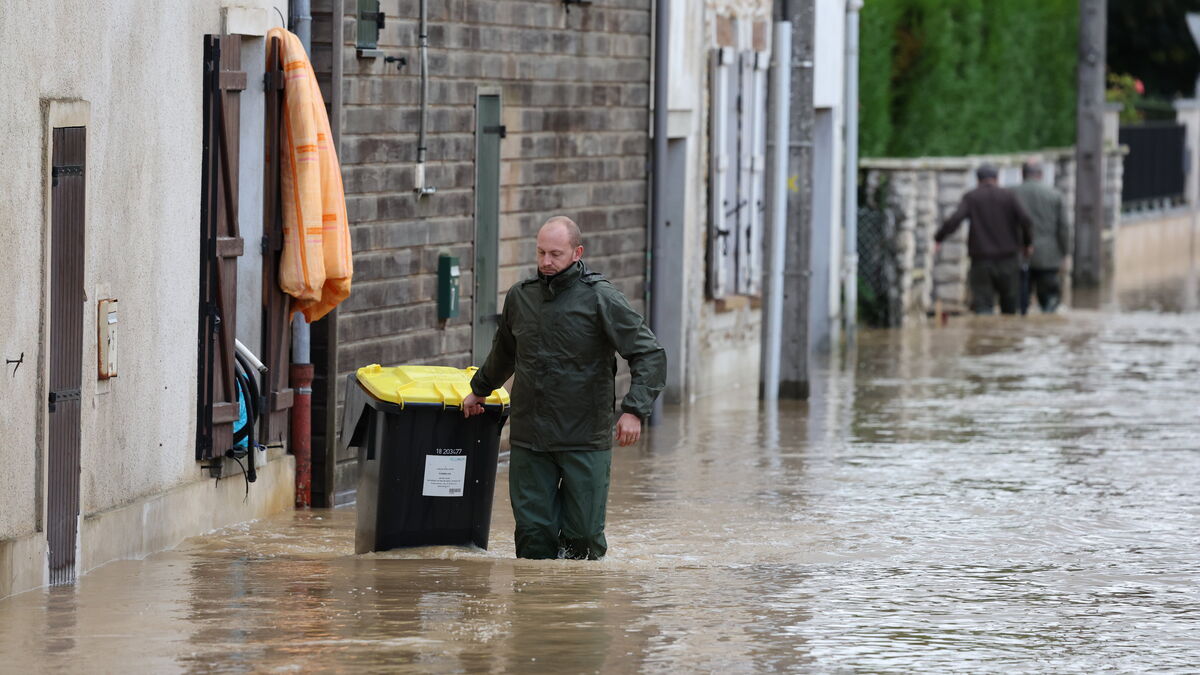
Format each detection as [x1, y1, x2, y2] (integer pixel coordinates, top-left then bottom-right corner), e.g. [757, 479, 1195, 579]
[540, 216, 582, 249]
[536, 216, 584, 276]
[1022, 159, 1044, 181]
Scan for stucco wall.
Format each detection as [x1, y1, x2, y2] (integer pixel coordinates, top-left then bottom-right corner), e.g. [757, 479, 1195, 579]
[0, 0, 286, 542]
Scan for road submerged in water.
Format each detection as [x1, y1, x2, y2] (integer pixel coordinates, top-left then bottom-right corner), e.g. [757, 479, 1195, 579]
[2, 310, 1198, 673]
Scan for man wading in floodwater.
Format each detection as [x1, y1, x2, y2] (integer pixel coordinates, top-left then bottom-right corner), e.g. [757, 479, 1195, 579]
[462, 216, 666, 560]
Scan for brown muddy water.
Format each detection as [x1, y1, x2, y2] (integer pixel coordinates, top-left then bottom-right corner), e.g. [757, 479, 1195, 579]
[2, 310, 1199, 673]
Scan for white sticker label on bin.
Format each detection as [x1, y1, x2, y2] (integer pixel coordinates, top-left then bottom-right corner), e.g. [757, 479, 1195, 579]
[423, 455, 467, 497]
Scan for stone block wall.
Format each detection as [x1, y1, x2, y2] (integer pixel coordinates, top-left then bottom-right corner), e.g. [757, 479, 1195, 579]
[324, 0, 652, 376]
[307, 0, 653, 375]
[860, 147, 1125, 320]
[306, 1, 652, 500]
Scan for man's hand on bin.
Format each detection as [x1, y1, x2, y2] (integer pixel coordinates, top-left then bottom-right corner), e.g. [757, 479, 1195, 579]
[615, 413, 642, 447]
[462, 392, 486, 418]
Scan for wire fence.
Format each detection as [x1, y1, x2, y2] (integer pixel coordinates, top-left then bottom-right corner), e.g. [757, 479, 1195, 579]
[856, 200, 902, 328]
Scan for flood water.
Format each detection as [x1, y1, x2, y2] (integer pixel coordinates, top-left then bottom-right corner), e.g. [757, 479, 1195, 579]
[3, 310, 1199, 672]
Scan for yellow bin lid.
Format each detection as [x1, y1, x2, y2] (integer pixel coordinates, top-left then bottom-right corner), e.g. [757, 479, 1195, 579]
[356, 364, 510, 409]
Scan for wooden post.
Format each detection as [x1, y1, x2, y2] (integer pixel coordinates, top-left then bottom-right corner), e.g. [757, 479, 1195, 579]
[1074, 0, 1106, 290]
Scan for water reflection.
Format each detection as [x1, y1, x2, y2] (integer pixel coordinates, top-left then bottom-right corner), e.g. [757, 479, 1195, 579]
[1, 310, 1199, 672]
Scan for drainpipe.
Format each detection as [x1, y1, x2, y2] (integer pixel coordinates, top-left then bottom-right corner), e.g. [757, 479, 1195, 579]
[841, 0, 861, 343]
[762, 21, 791, 401]
[648, 0, 669, 423]
[290, 0, 314, 507]
[322, 0, 345, 507]
[414, 0, 436, 196]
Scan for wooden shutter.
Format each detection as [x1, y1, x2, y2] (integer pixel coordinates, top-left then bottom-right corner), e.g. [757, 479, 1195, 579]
[196, 35, 246, 462]
[261, 35, 294, 447]
[48, 126, 86, 585]
[737, 50, 769, 296]
[708, 47, 738, 299]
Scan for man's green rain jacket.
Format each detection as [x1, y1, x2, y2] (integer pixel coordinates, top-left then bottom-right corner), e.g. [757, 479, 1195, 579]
[469, 260, 666, 453]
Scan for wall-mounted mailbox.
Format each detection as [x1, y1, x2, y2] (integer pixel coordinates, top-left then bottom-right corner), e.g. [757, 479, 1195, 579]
[438, 254, 460, 320]
[98, 298, 118, 379]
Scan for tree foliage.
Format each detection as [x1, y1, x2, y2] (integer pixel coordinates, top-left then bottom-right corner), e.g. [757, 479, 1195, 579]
[859, 0, 1077, 158]
[1108, 0, 1200, 100]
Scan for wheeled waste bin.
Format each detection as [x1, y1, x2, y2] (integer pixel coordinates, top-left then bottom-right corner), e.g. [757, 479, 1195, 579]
[340, 364, 510, 553]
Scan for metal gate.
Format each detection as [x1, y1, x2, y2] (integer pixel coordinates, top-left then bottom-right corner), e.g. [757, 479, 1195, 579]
[48, 126, 86, 585]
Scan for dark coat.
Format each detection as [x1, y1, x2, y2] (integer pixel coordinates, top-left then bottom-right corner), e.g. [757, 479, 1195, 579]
[935, 183, 1033, 261]
[470, 261, 666, 452]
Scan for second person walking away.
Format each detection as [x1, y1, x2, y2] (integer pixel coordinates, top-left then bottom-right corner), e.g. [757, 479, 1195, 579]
[462, 216, 666, 561]
[935, 164, 1034, 315]
[1011, 160, 1071, 313]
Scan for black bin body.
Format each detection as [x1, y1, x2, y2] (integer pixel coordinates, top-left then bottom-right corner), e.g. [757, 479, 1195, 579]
[341, 375, 508, 553]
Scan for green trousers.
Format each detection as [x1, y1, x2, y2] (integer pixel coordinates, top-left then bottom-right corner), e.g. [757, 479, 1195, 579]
[509, 446, 611, 560]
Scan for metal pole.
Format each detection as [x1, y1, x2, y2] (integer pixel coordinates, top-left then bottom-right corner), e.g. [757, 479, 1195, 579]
[1074, 0, 1106, 290]
[414, 0, 434, 195]
[290, 0, 314, 507]
[841, 0, 861, 342]
[761, 21, 791, 401]
[290, 0, 312, 53]
[319, 0, 346, 507]
[649, 0, 669, 422]
[290, 0, 313, 369]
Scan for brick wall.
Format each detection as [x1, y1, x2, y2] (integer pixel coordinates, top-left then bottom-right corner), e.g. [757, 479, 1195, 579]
[333, 0, 650, 367]
[311, 0, 652, 500]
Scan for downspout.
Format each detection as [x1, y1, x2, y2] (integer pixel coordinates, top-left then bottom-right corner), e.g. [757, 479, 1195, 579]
[841, 0, 861, 343]
[649, 0, 669, 423]
[414, 0, 435, 196]
[290, 0, 314, 507]
[323, 0, 345, 507]
[762, 20, 792, 401]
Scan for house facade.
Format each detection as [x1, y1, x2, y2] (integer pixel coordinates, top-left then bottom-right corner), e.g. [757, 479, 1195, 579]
[0, 1, 296, 599]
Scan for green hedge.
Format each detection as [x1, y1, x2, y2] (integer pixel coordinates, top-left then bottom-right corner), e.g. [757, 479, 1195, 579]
[859, 0, 1077, 158]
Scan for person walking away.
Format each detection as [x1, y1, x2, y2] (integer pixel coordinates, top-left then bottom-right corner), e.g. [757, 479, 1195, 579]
[935, 164, 1034, 315]
[1011, 160, 1071, 313]
[462, 216, 667, 560]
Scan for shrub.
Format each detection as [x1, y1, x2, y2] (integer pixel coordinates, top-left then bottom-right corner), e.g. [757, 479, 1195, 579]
[859, 0, 1078, 158]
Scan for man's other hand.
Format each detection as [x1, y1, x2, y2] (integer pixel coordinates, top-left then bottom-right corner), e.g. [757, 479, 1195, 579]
[1024, 245, 1034, 258]
[615, 413, 642, 447]
[462, 392, 485, 418]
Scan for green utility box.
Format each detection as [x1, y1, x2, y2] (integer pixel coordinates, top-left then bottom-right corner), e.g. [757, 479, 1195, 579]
[438, 254, 460, 319]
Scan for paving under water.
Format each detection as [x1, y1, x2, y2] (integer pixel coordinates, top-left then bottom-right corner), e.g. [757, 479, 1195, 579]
[2, 306, 1198, 672]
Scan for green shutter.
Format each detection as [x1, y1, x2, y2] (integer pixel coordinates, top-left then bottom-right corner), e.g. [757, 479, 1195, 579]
[357, 0, 380, 50]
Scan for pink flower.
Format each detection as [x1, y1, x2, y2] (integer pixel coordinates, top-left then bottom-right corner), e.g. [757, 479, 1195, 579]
[1134, 79, 1145, 95]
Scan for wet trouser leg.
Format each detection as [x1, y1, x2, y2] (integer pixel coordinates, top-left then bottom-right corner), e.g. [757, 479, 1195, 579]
[509, 448, 611, 560]
[968, 262, 996, 314]
[994, 257, 1021, 315]
[509, 447, 562, 559]
[1018, 262, 1031, 315]
[556, 450, 611, 560]
[1031, 267, 1061, 312]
